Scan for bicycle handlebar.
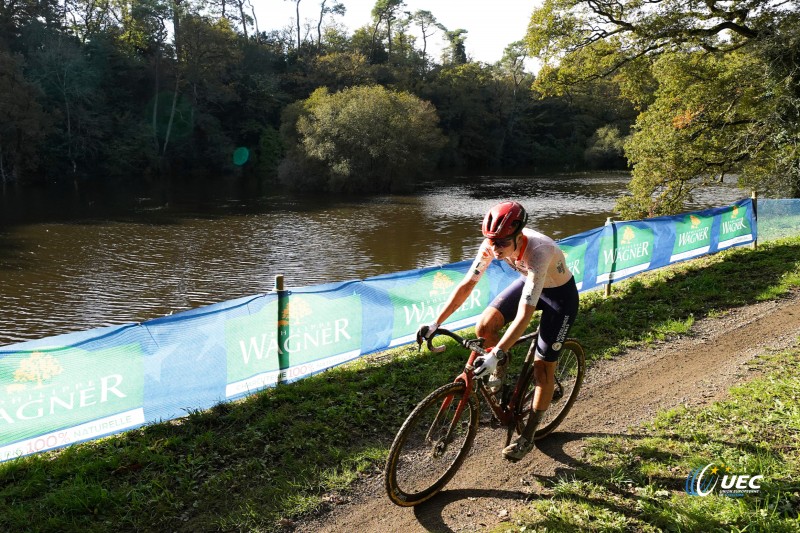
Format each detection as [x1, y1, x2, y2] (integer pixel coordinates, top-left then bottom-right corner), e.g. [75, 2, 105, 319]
[419, 328, 489, 356]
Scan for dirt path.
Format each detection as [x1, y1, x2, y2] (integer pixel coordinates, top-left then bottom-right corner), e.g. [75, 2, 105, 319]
[299, 290, 800, 533]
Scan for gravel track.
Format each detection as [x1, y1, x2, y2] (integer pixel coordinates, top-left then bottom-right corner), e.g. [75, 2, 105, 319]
[298, 290, 800, 533]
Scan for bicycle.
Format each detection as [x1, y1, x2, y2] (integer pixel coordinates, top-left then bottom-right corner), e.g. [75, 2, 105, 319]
[384, 327, 585, 507]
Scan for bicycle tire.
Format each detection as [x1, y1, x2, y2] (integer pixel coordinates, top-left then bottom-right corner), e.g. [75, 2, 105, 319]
[384, 381, 479, 507]
[519, 339, 585, 440]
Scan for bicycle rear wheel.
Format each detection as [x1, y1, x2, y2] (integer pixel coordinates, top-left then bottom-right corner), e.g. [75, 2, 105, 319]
[520, 339, 585, 439]
[384, 381, 479, 507]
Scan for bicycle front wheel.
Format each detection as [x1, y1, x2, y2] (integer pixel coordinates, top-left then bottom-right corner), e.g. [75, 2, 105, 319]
[384, 381, 479, 507]
[520, 339, 585, 440]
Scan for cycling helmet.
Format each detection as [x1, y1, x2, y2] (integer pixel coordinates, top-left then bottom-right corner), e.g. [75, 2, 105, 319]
[482, 201, 528, 239]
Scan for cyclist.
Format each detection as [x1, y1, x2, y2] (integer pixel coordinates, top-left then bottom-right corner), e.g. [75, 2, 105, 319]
[416, 201, 579, 462]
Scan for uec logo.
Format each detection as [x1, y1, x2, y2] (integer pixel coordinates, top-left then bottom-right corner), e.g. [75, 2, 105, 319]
[686, 463, 763, 497]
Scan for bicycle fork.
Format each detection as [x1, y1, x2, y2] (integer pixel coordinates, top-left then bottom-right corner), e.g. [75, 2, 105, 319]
[425, 353, 480, 455]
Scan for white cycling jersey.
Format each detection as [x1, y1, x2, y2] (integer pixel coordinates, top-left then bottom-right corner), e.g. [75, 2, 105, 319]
[468, 227, 572, 308]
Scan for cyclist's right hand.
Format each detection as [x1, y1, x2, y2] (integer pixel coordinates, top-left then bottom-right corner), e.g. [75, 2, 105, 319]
[416, 322, 439, 345]
[473, 347, 506, 377]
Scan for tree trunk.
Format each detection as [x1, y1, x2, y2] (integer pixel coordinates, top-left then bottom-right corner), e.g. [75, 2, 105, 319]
[162, 0, 183, 157]
[250, 3, 260, 37]
[0, 148, 6, 194]
[162, 77, 180, 156]
[62, 82, 75, 174]
[152, 50, 161, 153]
[317, 0, 326, 54]
[296, 0, 301, 51]
[237, 0, 248, 39]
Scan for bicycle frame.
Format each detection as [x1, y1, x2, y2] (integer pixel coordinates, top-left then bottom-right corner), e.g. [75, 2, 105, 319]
[427, 329, 539, 440]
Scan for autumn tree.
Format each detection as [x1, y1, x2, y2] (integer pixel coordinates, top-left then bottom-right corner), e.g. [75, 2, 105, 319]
[527, 0, 800, 217]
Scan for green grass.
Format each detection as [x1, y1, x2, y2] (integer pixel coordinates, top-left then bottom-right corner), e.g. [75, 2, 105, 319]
[1, 237, 800, 532]
[495, 349, 800, 533]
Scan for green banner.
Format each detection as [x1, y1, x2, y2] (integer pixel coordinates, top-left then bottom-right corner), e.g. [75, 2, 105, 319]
[225, 293, 362, 397]
[389, 269, 489, 341]
[0, 344, 144, 455]
[718, 204, 753, 249]
[559, 241, 588, 289]
[671, 213, 713, 262]
[597, 224, 655, 283]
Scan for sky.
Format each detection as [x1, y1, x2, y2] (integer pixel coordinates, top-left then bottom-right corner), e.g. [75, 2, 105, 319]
[254, 0, 541, 65]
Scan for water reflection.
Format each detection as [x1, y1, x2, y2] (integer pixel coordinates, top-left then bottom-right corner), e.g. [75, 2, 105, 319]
[0, 173, 744, 345]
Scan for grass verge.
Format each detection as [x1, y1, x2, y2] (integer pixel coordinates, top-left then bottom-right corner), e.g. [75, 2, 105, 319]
[496, 348, 800, 532]
[1, 237, 799, 532]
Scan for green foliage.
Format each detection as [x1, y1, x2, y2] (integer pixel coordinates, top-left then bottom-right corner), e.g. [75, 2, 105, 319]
[280, 85, 446, 192]
[584, 126, 628, 169]
[255, 125, 283, 179]
[527, 0, 800, 218]
[0, 48, 50, 183]
[0, 0, 644, 191]
[619, 48, 798, 218]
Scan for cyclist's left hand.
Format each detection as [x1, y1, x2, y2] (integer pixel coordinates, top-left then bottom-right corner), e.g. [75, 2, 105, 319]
[416, 322, 439, 345]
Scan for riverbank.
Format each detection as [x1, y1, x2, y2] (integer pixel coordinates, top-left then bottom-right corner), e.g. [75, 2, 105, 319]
[1, 237, 799, 532]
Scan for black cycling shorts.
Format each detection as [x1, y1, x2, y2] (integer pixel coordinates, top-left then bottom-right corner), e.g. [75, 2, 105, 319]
[489, 276, 579, 362]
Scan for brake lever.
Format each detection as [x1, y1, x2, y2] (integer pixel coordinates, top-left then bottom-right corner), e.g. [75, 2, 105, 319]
[464, 338, 487, 355]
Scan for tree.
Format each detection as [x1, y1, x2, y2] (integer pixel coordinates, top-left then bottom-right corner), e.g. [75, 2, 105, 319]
[620, 48, 799, 217]
[25, 26, 107, 177]
[370, 0, 405, 61]
[410, 10, 443, 73]
[285, 0, 302, 51]
[443, 28, 467, 65]
[527, 0, 800, 217]
[0, 0, 61, 47]
[280, 85, 446, 192]
[206, 0, 256, 38]
[308, 51, 375, 91]
[180, 15, 243, 168]
[424, 62, 501, 167]
[0, 48, 49, 187]
[494, 41, 534, 161]
[315, 0, 345, 54]
[584, 125, 627, 169]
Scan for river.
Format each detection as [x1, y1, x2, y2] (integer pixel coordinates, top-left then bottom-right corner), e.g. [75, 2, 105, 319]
[0, 173, 744, 346]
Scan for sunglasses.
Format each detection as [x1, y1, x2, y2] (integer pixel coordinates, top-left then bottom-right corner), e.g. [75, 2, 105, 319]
[489, 237, 513, 248]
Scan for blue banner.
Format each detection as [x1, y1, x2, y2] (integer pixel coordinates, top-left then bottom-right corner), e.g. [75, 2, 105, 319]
[0, 199, 756, 461]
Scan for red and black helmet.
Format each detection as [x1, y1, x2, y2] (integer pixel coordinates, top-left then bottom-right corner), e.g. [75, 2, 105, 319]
[482, 201, 528, 239]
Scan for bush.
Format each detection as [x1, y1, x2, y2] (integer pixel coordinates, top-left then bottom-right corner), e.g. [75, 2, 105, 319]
[279, 85, 446, 193]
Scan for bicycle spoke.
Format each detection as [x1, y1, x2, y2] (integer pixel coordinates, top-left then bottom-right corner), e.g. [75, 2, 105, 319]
[386, 382, 479, 505]
[535, 340, 585, 438]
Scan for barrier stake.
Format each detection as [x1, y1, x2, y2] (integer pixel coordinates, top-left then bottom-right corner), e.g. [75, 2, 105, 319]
[276, 275, 289, 385]
[751, 190, 758, 250]
[604, 217, 614, 298]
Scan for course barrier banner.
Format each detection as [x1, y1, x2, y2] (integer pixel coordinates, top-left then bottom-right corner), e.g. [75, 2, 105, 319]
[0, 199, 755, 461]
[559, 198, 755, 292]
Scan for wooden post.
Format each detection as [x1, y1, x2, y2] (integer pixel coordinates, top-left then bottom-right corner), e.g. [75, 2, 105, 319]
[604, 217, 614, 298]
[276, 274, 288, 385]
[751, 190, 758, 250]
